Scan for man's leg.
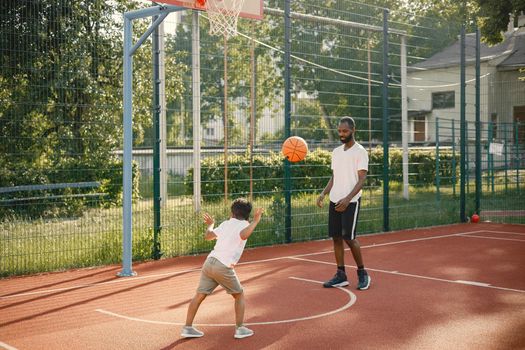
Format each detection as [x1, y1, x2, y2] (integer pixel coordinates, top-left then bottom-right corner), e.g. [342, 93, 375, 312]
[333, 236, 346, 266]
[345, 238, 364, 268]
[345, 238, 371, 290]
[323, 236, 349, 288]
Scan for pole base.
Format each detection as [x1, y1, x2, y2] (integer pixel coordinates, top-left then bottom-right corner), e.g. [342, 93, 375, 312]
[117, 270, 137, 277]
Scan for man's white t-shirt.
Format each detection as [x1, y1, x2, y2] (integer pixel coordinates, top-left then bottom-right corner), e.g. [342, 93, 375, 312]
[329, 142, 369, 203]
[208, 218, 250, 267]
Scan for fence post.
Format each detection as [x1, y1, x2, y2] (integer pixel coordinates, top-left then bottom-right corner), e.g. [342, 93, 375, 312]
[514, 121, 521, 193]
[504, 123, 508, 192]
[283, 0, 292, 243]
[452, 119, 456, 196]
[466, 122, 470, 196]
[152, 14, 162, 260]
[459, 25, 466, 222]
[475, 27, 481, 214]
[382, 9, 390, 232]
[488, 122, 494, 193]
[435, 118, 440, 201]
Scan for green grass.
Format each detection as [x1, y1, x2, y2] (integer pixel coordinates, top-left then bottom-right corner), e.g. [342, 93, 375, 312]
[1, 182, 523, 277]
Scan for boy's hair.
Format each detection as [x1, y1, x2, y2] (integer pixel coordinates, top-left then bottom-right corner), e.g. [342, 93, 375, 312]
[339, 116, 355, 129]
[231, 198, 252, 220]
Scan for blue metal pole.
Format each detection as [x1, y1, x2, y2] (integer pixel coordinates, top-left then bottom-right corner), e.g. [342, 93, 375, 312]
[119, 16, 136, 277]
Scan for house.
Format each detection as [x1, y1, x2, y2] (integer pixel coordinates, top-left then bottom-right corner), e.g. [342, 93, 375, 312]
[407, 15, 525, 145]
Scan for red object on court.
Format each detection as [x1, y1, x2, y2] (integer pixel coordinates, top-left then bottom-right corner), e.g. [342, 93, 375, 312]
[471, 214, 480, 223]
[195, 0, 206, 7]
[282, 136, 308, 163]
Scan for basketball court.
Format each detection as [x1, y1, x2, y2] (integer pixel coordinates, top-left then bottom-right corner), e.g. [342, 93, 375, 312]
[1, 222, 524, 350]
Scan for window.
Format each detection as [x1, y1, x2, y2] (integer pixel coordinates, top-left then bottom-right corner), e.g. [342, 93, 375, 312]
[432, 91, 455, 109]
[205, 128, 215, 136]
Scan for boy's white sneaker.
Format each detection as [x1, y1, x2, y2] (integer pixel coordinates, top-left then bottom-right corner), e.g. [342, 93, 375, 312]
[181, 326, 204, 338]
[234, 326, 254, 339]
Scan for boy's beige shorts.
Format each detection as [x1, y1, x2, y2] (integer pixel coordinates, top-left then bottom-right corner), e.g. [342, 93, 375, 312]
[197, 257, 243, 294]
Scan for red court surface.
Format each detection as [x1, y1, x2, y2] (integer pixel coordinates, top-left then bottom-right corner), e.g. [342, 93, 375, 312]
[1, 223, 524, 350]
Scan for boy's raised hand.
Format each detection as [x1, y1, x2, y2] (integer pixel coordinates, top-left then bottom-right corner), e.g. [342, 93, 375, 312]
[203, 212, 214, 226]
[253, 208, 264, 223]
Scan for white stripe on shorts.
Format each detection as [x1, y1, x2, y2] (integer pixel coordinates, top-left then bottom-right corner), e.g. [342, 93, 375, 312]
[350, 199, 360, 239]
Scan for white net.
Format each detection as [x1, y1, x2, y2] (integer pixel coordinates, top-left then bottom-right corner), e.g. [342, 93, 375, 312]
[204, 0, 246, 39]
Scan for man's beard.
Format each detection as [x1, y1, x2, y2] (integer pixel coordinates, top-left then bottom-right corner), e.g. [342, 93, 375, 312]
[340, 134, 353, 143]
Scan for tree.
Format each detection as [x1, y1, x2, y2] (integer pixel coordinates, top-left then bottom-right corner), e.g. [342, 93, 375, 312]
[475, 0, 525, 44]
[0, 0, 187, 217]
[168, 12, 282, 147]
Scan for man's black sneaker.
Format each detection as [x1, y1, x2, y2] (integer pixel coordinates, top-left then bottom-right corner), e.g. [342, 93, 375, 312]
[323, 270, 349, 288]
[357, 269, 371, 290]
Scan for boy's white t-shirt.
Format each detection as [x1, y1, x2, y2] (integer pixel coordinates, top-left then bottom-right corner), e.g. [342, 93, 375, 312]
[208, 218, 250, 267]
[329, 142, 369, 203]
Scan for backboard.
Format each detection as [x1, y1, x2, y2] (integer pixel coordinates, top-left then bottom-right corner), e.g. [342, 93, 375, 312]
[158, 0, 263, 20]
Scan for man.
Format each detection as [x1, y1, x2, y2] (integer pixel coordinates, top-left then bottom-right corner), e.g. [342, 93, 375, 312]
[316, 116, 371, 290]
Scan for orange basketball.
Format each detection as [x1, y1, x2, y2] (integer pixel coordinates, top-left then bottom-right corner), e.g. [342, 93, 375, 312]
[281, 136, 308, 162]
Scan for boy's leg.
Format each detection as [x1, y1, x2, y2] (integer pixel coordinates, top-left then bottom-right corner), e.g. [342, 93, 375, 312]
[181, 293, 207, 338]
[232, 292, 254, 339]
[232, 292, 245, 327]
[185, 293, 207, 326]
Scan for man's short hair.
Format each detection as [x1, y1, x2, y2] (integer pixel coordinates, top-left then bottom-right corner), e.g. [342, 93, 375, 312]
[231, 198, 252, 220]
[339, 116, 355, 128]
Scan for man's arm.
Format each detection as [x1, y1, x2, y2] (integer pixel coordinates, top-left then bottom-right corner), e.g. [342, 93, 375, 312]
[316, 175, 333, 208]
[334, 169, 367, 212]
[239, 208, 264, 240]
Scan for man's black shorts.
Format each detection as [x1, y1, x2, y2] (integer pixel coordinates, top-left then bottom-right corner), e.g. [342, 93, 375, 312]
[328, 198, 361, 240]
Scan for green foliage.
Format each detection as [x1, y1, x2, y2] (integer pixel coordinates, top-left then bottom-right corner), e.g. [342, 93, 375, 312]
[168, 14, 282, 147]
[476, 0, 525, 44]
[0, 159, 140, 220]
[369, 147, 458, 187]
[185, 147, 459, 197]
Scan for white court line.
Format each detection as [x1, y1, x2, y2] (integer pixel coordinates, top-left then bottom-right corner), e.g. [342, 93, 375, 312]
[290, 257, 525, 294]
[455, 280, 491, 287]
[0, 341, 19, 350]
[474, 230, 525, 236]
[1, 229, 519, 300]
[457, 234, 525, 242]
[360, 232, 464, 249]
[0, 267, 200, 300]
[95, 277, 356, 327]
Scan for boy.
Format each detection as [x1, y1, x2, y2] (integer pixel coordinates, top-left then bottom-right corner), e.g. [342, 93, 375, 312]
[181, 198, 264, 339]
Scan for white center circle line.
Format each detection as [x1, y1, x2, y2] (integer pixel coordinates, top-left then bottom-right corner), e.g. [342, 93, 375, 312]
[95, 276, 357, 327]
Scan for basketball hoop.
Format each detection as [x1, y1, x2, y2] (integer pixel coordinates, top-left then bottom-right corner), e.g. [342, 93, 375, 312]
[197, 0, 246, 39]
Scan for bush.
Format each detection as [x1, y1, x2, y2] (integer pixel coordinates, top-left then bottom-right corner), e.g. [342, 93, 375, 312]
[185, 147, 458, 198]
[0, 158, 140, 220]
[369, 146, 458, 187]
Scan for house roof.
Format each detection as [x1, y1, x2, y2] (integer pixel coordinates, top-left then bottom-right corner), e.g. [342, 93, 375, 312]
[409, 29, 525, 71]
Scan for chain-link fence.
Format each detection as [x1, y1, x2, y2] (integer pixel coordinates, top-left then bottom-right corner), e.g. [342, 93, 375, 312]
[1, 0, 524, 276]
